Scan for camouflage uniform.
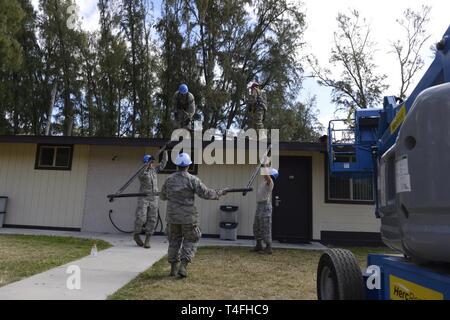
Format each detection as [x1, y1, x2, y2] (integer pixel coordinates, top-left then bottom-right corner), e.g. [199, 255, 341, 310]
[253, 178, 274, 246]
[160, 170, 223, 264]
[246, 88, 267, 130]
[173, 91, 196, 130]
[253, 202, 273, 246]
[134, 151, 168, 236]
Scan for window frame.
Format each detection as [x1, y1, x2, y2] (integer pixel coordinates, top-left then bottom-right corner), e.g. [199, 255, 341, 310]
[324, 154, 375, 205]
[34, 144, 74, 171]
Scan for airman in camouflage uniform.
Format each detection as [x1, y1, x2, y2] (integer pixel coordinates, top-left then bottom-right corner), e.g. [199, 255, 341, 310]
[246, 82, 267, 131]
[160, 153, 227, 277]
[173, 84, 196, 130]
[252, 168, 278, 255]
[134, 151, 168, 249]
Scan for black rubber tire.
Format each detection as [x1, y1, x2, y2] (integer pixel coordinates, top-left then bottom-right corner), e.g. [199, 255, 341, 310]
[317, 248, 365, 300]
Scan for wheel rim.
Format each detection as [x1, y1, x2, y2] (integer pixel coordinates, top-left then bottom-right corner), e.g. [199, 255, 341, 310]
[320, 266, 336, 300]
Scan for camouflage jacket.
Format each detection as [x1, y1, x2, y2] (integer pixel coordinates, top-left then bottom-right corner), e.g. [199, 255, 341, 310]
[173, 91, 196, 121]
[246, 89, 267, 111]
[160, 171, 220, 224]
[138, 151, 168, 198]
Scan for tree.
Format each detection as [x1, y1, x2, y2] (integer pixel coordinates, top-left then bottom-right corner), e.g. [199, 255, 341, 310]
[155, 0, 306, 136]
[78, 32, 97, 136]
[391, 5, 431, 100]
[231, 0, 306, 130]
[120, 0, 158, 137]
[0, 0, 310, 139]
[0, 0, 48, 135]
[308, 9, 388, 115]
[0, 0, 25, 134]
[154, 0, 186, 138]
[0, 0, 25, 72]
[87, 0, 128, 137]
[265, 95, 324, 141]
[39, 0, 87, 136]
[154, 0, 204, 136]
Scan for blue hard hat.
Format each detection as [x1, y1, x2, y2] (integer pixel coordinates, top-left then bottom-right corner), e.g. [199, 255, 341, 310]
[269, 168, 279, 180]
[143, 154, 153, 164]
[175, 153, 192, 167]
[179, 84, 189, 94]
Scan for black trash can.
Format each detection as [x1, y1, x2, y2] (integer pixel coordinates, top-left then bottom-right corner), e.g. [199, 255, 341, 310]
[219, 222, 239, 241]
[0, 197, 8, 228]
[220, 205, 238, 222]
[219, 205, 239, 241]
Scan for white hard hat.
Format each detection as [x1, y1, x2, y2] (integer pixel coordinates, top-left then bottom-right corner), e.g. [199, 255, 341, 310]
[175, 153, 193, 167]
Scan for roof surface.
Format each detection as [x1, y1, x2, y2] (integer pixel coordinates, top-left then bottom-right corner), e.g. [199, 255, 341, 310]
[0, 135, 326, 152]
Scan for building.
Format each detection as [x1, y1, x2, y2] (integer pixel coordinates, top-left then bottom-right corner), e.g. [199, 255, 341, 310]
[0, 135, 381, 245]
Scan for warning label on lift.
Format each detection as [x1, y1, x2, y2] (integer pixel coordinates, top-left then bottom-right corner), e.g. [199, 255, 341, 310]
[395, 155, 411, 193]
[390, 104, 407, 134]
[390, 275, 443, 300]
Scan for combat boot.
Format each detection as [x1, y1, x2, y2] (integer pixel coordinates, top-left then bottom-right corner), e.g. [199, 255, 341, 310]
[250, 240, 263, 252]
[133, 233, 144, 247]
[144, 235, 151, 249]
[259, 244, 273, 255]
[178, 261, 188, 278]
[170, 263, 179, 277]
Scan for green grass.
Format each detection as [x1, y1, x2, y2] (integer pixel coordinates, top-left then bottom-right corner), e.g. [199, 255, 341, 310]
[0, 234, 111, 287]
[110, 246, 395, 300]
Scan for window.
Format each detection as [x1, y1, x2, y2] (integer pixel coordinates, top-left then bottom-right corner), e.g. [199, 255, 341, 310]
[325, 155, 374, 204]
[35, 145, 73, 170]
[327, 174, 374, 203]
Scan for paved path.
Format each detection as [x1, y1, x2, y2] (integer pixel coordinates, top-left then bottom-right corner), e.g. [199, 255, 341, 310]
[0, 228, 326, 300]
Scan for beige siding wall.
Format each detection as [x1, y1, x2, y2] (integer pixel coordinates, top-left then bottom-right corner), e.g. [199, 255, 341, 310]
[82, 145, 149, 233]
[0, 142, 379, 238]
[192, 163, 258, 237]
[0, 143, 89, 228]
[81, 146, 261, 235]
[154, 164, 264, 237]
[82, 146, 169, 233]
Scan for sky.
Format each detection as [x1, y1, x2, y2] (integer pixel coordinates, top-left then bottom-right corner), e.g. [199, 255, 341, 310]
[31, 0, 450, 132]
[302, 0, 450, 130]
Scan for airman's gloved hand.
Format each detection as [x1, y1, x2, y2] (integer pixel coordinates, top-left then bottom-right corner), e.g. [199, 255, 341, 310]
[217, 189, 228, 197]
[261, 155, 271, 167]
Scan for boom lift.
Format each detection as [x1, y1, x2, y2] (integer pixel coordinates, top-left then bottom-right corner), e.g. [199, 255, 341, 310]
[317, 26, 450, 300]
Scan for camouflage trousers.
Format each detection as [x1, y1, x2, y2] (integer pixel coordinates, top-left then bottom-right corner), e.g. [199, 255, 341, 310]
[174, 113, 192, 131]
[166, 224, 202, 264]
[134, 197, 158, 236]
[248, 109, 265, 130]
[253, 202, 272, 246]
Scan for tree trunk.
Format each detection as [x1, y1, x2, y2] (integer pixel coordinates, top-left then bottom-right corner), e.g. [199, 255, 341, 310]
[45, 82, 58, 136]
[63, 86, 74, 136]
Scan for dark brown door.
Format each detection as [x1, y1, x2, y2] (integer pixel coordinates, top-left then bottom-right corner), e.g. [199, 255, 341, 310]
[272, 156, 312, 243]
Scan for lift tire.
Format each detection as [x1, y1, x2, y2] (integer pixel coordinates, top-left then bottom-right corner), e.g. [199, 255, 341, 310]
[317, 248, 364, 300]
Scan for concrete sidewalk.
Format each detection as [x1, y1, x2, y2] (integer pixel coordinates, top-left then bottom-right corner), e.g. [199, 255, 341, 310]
[0, 232, 168, 300]
[0, 228, 326, 300]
